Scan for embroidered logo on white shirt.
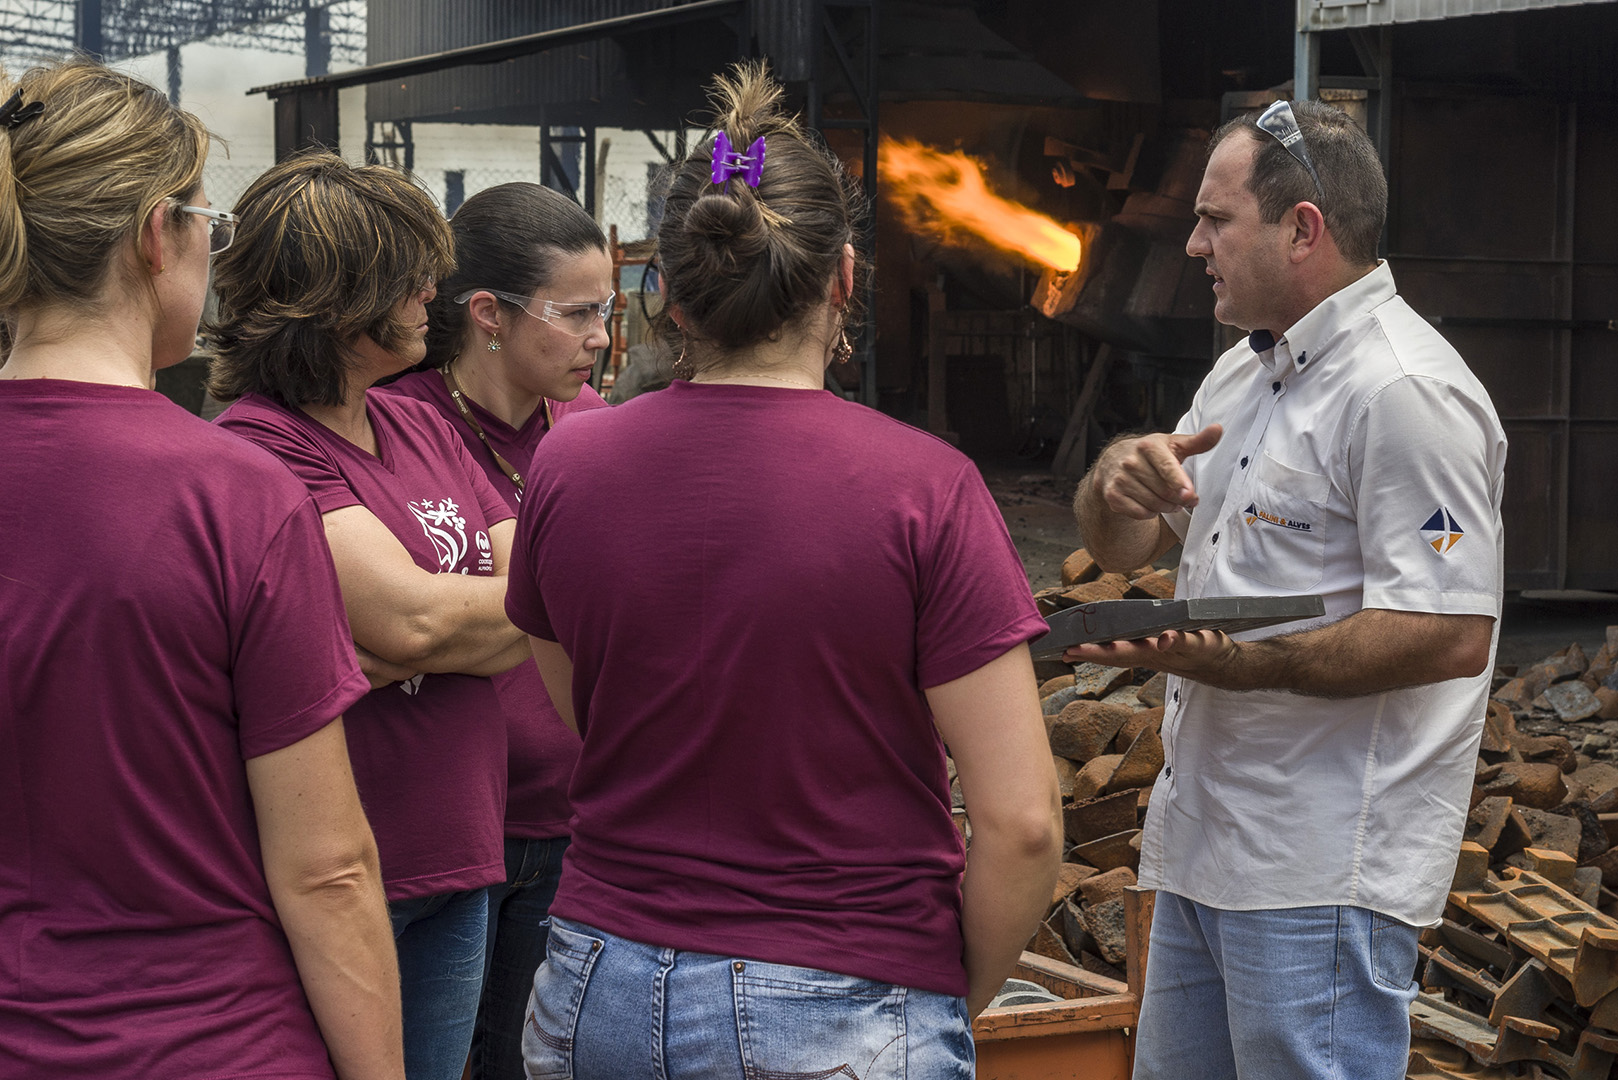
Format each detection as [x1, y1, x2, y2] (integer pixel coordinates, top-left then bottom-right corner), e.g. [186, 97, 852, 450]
[1243, 502, 1314, 532]
[1421, 508, 1465, 553]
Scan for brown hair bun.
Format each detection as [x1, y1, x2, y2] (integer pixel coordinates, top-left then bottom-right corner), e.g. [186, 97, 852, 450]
[655, 59, 868, 365]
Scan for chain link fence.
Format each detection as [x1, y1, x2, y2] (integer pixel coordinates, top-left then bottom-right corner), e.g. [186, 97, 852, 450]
[204, 160, 657, 244]
[203, 162, 271, 215]
[204, 127, 672, 250]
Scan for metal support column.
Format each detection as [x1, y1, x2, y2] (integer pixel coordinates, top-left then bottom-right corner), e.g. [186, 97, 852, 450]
[1346, 25, 1392, 167]
[305, 4, 332, 79]
[363, 120, 413, 171]
[1294, 27, 1319, 101]
[166, 45, 181, 104]
[541, 125, 597, 216]
[808, 0, 879, 406]
[274, 87, 340, 160]
[1344, 24, 1393, 254]
[75, 0, 102, 58]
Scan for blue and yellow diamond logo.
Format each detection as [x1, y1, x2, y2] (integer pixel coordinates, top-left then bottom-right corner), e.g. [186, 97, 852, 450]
[1421, 508, 1463, 553]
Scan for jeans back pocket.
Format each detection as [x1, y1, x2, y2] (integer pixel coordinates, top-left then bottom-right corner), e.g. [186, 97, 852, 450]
[523, 918, 604, 1080]
[732, 961, 907, 1080]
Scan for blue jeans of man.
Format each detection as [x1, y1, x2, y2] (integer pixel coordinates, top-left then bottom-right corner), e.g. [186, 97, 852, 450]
[523, 916, 975, 1080]
[389, 887, 490, 1080]
[1134, 892, 1421, 1080]
[471, 835, 569, 1080]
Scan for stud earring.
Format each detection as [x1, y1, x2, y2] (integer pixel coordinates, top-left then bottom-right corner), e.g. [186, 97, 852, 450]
[487, 335, 501, 352]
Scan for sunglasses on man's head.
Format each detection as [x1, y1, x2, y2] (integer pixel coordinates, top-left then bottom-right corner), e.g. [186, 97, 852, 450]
[1255, 100, 1324, 200]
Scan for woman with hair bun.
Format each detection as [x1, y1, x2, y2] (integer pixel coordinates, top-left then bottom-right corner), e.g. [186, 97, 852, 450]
[209, 153, 530, 1080]
[381, 181, 612, 1080]
[506, 61, 1063, 1077]
[0, 62, 401, 1079]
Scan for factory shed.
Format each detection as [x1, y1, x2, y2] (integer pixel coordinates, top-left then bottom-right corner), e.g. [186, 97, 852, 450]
[249, 0, 1618, 592]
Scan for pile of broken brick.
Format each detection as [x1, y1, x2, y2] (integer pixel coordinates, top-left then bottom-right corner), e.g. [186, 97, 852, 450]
[949, 547, 1176, 984]
[1408, 628, 1618, 1079]
[971, 543, 1618, 1074]
[1494, 639, 1618, 730]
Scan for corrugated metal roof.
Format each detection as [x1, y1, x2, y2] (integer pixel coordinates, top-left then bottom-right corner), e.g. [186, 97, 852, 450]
[348, 0, 1087, 126]
[363, 0, 766, 127]
[753, 0, 815, 81]
[370, 0, 659, 59]
[1302, 0, 1617, 32]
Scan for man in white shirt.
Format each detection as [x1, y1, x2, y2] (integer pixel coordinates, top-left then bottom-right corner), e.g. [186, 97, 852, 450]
[1068, 98, 1506, 1080]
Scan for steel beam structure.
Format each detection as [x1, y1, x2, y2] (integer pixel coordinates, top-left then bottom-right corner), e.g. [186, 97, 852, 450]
[1293, 25, 1319, 101]
[0, 0, 364, 71]
[251, 1, 749, 166]
[541, 126, 597, 216]
[251, 1, 747, 99]
[807, 0, 878, 406]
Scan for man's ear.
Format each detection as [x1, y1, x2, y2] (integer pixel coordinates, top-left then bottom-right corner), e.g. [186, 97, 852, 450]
[1289, 201, 1328, 263]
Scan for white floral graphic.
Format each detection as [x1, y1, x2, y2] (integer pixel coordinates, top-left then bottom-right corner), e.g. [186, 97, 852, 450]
[408, 497, 469, 572]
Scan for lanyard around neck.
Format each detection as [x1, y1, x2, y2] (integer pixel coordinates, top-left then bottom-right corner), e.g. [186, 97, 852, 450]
[437, 361, 553, 495]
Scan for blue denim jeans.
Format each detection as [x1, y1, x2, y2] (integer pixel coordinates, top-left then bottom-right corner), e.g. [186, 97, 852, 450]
[389, 887, 490, 1080]
[1134, 892, 1421, 1080]
[471, 835, 569, 1080]
[523, 917, 975, 1080]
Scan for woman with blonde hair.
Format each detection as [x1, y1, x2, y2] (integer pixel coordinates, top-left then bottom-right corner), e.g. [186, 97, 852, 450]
[0, 61, 400, 1079]
[506, 61, 1062, 1078]
[210, 153, 528, 1080]
[381, 180, 612, 1080]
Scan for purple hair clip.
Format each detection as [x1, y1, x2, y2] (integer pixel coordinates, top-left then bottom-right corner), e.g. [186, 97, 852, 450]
[710, 131, 766, 188]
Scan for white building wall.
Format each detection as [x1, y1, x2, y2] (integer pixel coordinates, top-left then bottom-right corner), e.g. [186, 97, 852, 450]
[109, 35, 683, 246]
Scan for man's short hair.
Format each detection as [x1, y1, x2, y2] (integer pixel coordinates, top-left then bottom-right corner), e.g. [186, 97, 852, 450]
[1209, 99, 1387, 266]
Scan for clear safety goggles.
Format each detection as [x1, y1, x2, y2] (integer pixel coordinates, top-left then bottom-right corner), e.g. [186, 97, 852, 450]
[454, 288, 615, 337]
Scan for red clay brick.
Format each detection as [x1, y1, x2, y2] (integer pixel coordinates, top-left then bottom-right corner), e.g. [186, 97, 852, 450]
[1076, 866, 1137, 907]
[1126, 569, 1177, 600]
[1062, 580, 1125, 605]
[1061, 549, 1099, 587]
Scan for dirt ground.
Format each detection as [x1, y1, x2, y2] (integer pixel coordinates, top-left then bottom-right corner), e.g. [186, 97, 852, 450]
[980, 465, 1083, 594]
[977, 461, 1618, 674]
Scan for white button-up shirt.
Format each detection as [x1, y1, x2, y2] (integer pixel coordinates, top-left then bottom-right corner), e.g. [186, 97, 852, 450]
[1138, 262, 1507, 926]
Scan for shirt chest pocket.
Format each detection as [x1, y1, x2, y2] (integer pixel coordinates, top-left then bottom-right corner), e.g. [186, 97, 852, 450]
[1226, 451, 1330, 592]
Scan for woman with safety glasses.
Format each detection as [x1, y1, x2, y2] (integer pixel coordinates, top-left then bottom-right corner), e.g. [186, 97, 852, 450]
[0, 65, 401, 1079]
[380, 182, 612, 1080]
[206, 152, 531, 1080]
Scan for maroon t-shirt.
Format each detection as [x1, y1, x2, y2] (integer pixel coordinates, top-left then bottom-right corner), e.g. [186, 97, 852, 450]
[217, 391, 512, 899]
[382, 371, 606, 838]
[0, 380, 370, 1078]
[505, 381, 1045, 996]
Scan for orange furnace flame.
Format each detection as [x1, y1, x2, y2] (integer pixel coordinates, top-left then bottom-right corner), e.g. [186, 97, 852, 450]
[877, 137, 1082, 273]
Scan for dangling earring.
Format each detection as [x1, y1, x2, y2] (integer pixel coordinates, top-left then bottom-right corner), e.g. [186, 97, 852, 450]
[672, 340, 694, 379]
[487, 335, 501, 352]
[833, 327, 854, 365]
